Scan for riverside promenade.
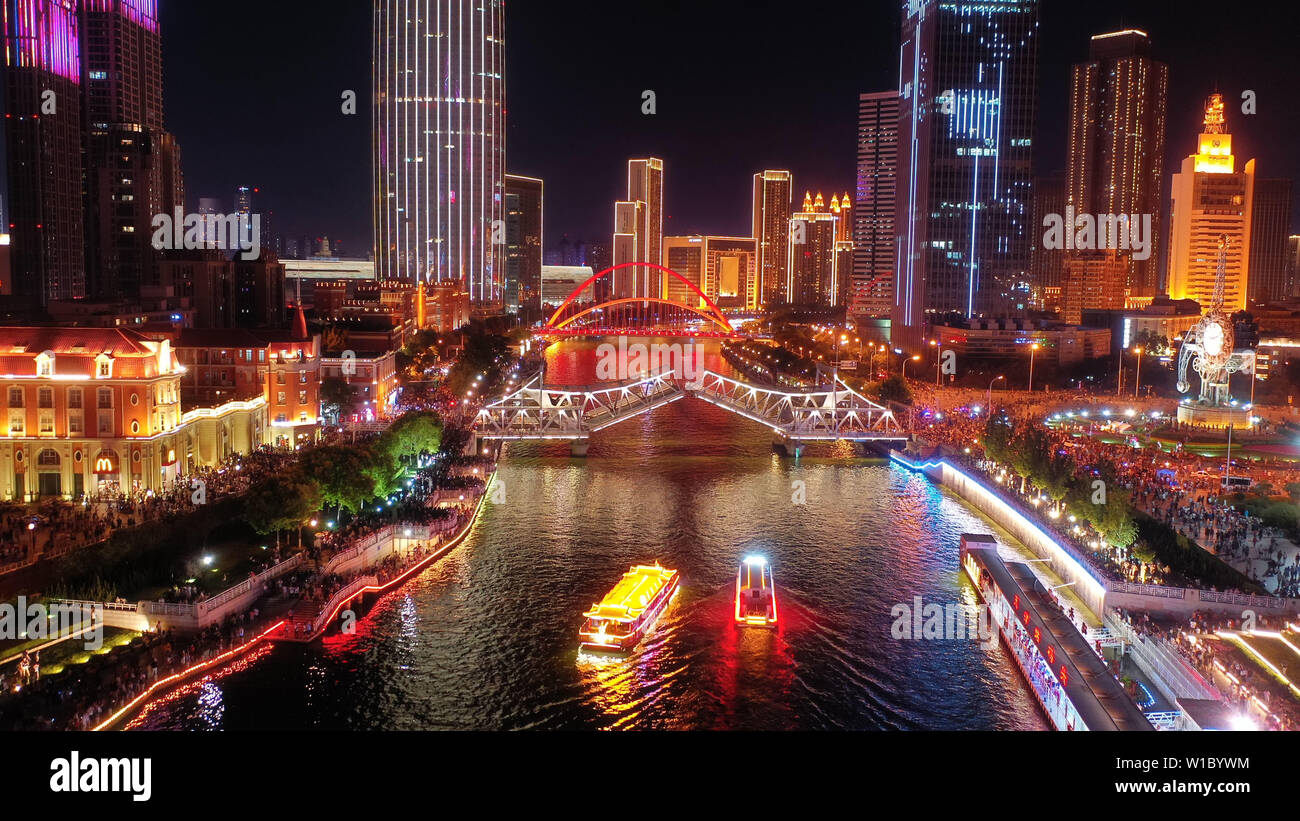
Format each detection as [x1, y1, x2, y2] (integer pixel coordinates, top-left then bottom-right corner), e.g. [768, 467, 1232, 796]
[84, 470, 498, 731]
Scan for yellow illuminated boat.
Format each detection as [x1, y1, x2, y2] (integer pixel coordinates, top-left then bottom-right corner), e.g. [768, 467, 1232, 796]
[579, 564, 680, 652]
[734, 556, 777, 627]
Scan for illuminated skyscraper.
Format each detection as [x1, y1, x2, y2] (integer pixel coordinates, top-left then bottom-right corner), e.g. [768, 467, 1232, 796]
[373, 0, 507, 307]
[788, 192, 843, 308]
[82, 0, 183, 299]
[3, 0, 84, 304]
[612, 158, 664, 299]
[853, 91, 899, 318]
[1167, 94, 1255, 312]
[752, 170, 792, 305]
[1066, 29, 1168, 294]
[893, 0, 1040, 349]
[504, 174, 543, 313]
[612, 200, 645, 299]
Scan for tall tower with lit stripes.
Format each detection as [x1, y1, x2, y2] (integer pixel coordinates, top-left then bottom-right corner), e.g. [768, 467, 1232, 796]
[892, 0, 1040, 349]
[3, 0, 85, 304]
[373, 0, 507, 308]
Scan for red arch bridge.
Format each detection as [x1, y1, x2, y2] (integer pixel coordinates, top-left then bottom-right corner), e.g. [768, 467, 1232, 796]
[541, 262, 749, 338]
[473, 370, 907, 457]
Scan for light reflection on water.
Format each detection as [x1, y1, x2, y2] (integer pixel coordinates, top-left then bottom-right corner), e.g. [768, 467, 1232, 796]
[131, 340, 1048, 731]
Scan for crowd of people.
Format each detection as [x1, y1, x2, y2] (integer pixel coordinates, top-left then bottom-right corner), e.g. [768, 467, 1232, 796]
[0, 608, 272, 731]
[911, 393, 1300, 596]
[1114, 608, 1299, 732]
[0, 447, 299, 576]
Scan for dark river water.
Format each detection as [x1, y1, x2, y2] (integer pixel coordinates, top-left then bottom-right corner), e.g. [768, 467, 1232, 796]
[130, 339, 1047, 731]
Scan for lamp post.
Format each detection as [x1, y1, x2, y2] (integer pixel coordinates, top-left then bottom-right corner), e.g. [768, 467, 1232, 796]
[930, 339, 942, 386]
[1029, 343, 1039, 393]
[987, 375, 1005, 414]
[1132, 346, 1144, 398]
[901, 354, 921, 381]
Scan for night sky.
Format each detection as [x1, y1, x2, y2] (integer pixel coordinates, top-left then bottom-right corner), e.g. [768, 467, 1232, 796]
[151, 0, 1300, 258]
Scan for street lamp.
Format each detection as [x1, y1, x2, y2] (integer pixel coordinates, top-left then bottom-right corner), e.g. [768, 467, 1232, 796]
[901, 354, 921, 381]
[1132, 346, 1144, 398]
[930, 339, 942, 386]
[987, 375, 1005, 414]
[1029, 343, 1039, 393]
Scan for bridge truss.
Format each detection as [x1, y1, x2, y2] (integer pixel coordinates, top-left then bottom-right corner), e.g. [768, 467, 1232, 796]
[475, 369, 905, 446]
[690, 371, 904, 440]
[475, 371, 684, 441]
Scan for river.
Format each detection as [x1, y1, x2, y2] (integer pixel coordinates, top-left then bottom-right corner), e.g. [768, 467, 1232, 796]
[129, 339, 1047, 730]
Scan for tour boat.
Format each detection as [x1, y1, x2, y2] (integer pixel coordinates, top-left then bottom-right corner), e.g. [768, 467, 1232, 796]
[734, 556, 778, 628]
[579, 564, 680, 652]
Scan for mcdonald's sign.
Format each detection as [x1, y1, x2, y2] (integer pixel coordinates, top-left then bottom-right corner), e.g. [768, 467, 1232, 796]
[94, 453, 118, 475]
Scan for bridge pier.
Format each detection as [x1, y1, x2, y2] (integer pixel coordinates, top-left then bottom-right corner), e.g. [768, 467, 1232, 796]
[772, 434, 803, 458]
[569, 439, 590, 457]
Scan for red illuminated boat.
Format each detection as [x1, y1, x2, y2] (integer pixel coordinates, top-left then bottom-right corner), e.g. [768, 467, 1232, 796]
[734, 556, 778, 627]
[579, 564, 680, 652]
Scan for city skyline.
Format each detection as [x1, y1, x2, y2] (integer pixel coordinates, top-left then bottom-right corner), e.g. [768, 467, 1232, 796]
[2, 0, 1287, 268]
[3, 0, 1300, 760]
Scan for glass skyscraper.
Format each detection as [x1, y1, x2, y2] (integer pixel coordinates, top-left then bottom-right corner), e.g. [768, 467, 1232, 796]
[893, 0, 1040, 349]
[373, 0, 507, 307]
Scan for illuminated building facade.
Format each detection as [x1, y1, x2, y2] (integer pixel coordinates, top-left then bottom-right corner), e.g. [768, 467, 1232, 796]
[174, 317, 320, 445]
[893, 0, 1040, 349]
[82, 0, 183, 301]
[787, 193, 843, 307]
[504, 174, 543, 314]
[0, 327, 268, 501]
[664, 236, 758, 310]
[373, 0, 507, 307]
[662, 236, 704, 307]
[3, 0, 85, 305]
[612, 158, 664, 299]
[1060, 250, 1127, 325]
[853, 92, 898, 318]
[1066, 29, 1168, 294]
[752, 170, 792, 305]
[1167, 94, 1255, 312]
[612, 200, 646, 299]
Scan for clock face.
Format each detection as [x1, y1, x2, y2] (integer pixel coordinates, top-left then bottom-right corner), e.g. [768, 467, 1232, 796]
[1204, 322, 1225, 357]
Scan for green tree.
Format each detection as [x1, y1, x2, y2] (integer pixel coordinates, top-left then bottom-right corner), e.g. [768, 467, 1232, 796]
[875, 373, 913, 405]
[299, 445, 376, 516]
[982, 414, 1015, 464]
[243, 473, 322, 548]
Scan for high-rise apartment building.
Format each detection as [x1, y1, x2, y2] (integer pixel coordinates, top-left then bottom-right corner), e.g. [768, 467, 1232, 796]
[1167, 94, 1255, 312]
[852, 92, 899, 319]
[893, 0, 1041, 349]
[1065, 29, 1168, 294]
[3, 0, 85, 304]
[504, 174, 543, 314]
[1247, 178, 1293, 305]
[81, 0, 184, 300]
[612, 200, 646, 299]
[373, 0, 507, 307]
[752, 170, 792, 305]
[1029, 171, 1066, 307]
[611, 158, 664, 300]
[788, 193, 843, 308]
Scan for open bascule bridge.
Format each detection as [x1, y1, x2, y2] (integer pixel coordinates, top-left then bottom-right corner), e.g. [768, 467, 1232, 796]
[474, 262, 906, 456]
